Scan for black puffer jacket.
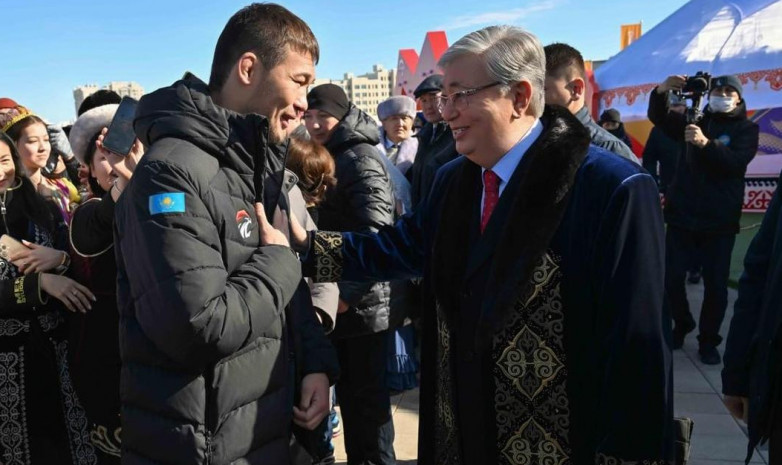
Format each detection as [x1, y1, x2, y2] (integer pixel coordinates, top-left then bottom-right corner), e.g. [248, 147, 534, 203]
[317, 105, 395, 339]
[648, 89, 759, 234]
[115, 74, 338, 465]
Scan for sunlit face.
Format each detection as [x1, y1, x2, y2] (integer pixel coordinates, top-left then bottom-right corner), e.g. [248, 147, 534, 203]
[247, 47, 315, 144]
[419, 92, 442, 123]
[90, 146, 116, 192]
[441, 54, 519, 168]
[544, 74, 574, 109]
[382, 114, 414, 144]
[16, 122, 50, 173]
[0, 141, 16, 193]
[303, 110, 340, 146]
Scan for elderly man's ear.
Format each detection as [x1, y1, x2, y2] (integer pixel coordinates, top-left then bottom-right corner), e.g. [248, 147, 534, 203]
[511, 81, 534, 118]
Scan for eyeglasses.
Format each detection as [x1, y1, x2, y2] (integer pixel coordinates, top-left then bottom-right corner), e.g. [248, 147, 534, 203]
[436, 82, 502, 112]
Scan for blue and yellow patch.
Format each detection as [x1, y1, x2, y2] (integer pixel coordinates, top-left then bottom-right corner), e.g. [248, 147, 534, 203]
[149, 192, 186, 215]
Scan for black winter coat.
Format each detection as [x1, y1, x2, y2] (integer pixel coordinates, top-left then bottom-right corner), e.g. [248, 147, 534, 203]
[643, 126, 680, 194]
[722, 170, 782, 462]
[69, 194, 122, 447]
[648, 89, 759, 234]
[409, 122, 459, 207]
[115, 74, 338, 465]
[317, 104, 395, 339]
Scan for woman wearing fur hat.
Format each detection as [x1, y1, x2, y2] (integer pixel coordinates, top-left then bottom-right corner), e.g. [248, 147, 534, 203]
[67, 104, 144, 464]
[375, 95, 419, 176]
[0, 104, 81, 221]
[0, 131, 99, 465]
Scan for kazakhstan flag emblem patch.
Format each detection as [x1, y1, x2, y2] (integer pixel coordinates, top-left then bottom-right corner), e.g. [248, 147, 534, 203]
[149, 192, 186, 215]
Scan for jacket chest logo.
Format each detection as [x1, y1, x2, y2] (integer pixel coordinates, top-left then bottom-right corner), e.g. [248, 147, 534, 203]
[235, 210, 254, 239]
[717, 134, 731, 146]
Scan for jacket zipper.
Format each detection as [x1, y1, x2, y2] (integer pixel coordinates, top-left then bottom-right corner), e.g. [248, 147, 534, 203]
[204, 367, 214, 465]
[1, 190, 8, 233]
[205, 429, 213, 465]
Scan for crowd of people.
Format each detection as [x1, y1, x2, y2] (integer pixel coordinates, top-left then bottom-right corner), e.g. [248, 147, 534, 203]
[0, 2, 779, 465]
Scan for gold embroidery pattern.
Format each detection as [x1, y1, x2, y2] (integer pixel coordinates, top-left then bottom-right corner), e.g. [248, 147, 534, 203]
[493, 253, 571, 465]
[502, 418, 569, 465]
[595, 453, 669, 465]
[13, 278, 25, 305]
[497, 325, 564, 400]
[90, 425, 121, 457]
[434, 304, 461, 465]
[520, 253, 560, 307]
[313, 231, 344, 283]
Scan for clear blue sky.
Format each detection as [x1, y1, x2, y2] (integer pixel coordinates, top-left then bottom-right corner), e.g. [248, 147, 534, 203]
[5, 0, 688, 123]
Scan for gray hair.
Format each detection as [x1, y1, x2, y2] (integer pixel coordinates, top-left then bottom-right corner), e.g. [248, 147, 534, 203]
[438, 25, 546, 118]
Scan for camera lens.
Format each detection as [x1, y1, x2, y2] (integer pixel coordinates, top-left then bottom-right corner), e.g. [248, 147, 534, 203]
[692, 77, 708, 92]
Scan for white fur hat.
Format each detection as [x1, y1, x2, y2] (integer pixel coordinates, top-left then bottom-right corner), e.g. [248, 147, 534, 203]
[377, 96, 416, 121]
[68, 104, 118, 165]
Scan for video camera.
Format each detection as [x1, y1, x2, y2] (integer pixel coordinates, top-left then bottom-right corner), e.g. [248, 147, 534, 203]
[672, 71, 712, 124]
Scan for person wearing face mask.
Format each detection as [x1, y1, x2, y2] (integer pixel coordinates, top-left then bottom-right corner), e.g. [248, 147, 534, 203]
[649, 74, 760, 365]
[599, 108, 633, 150]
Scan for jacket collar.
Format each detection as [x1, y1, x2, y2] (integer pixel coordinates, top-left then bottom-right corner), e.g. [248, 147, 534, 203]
[432, 104, 590, 350]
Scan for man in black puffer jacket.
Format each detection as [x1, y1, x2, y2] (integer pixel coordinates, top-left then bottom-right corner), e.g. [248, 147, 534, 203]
[114, 5, 338, 464]
[648, 74, 759, 365]
[303, 84, 397, 465]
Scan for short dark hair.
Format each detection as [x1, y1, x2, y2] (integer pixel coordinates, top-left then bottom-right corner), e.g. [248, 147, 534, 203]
[208, 3, 319, 92]
[78, 90, 121, 116]
[544, 43, 586, 80]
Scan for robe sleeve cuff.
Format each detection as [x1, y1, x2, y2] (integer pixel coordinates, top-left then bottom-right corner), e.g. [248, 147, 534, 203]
[302, 231, 344, 283]
[2, 273, 47, 310]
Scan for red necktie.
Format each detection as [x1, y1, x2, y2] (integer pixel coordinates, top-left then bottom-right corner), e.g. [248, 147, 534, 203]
[481, 170, 500, 233]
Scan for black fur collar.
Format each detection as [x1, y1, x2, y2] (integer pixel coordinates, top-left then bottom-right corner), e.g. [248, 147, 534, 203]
[431, 105, 590, 349]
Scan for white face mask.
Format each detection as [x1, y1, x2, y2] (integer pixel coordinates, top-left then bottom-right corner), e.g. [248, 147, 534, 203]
[709, 96, 737, 113]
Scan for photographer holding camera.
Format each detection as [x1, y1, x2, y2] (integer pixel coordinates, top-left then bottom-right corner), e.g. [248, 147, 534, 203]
[648, 74, 759, 364]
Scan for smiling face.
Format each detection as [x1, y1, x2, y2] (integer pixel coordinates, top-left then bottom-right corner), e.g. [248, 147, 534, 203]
[0, 140, 16, 193]
[441, 54, 524, 168]
[245, 46, 315, 144]
[303, 110, 340, 146]
[382, 114, 414, 144]
[15, 121, 50, 173]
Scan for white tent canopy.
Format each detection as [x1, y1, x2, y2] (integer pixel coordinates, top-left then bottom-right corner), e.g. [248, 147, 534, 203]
[595, 0, 782, 120]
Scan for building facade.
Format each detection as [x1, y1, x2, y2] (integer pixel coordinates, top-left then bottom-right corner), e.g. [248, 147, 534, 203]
[73, 81, 145, 115]
[312, 64, 397, 120]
